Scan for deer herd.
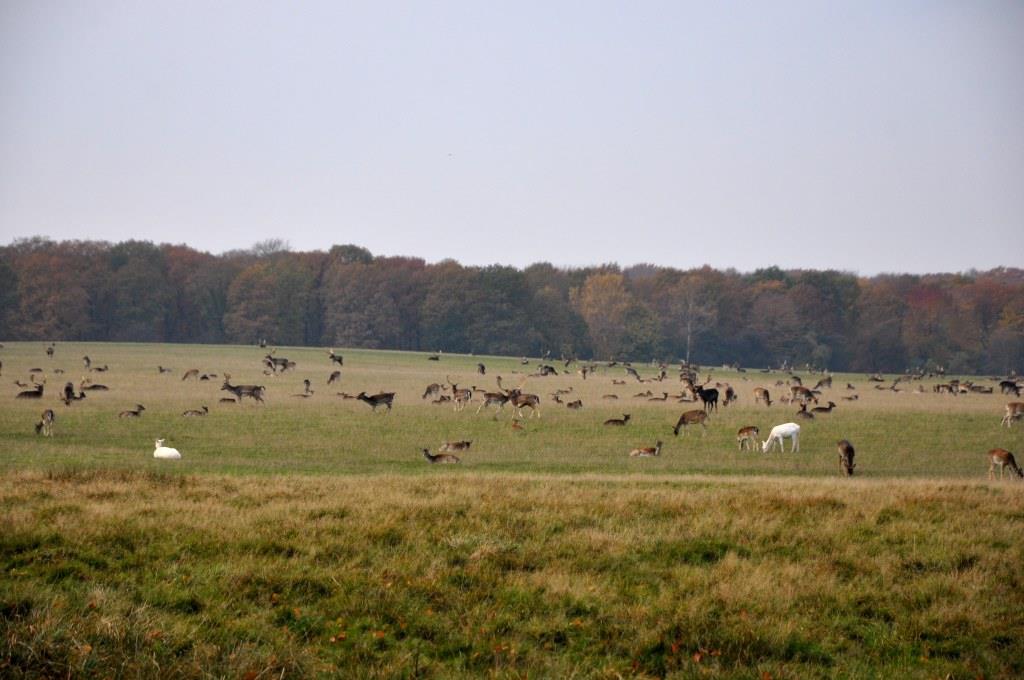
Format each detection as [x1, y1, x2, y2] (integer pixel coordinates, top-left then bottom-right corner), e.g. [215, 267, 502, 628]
[6, 343, 1023, 480]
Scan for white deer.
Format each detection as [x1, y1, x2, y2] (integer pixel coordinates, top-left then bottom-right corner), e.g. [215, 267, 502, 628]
[762, 422, 800, 453]
[153, 438, 182, 460]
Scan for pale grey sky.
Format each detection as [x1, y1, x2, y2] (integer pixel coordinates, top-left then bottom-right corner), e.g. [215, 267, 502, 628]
[1, 1, 1021, 273]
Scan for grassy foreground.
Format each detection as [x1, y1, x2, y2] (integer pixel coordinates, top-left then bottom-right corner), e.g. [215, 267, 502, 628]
[1, 342, 1023, 677]
[2, 470, 1023, 678]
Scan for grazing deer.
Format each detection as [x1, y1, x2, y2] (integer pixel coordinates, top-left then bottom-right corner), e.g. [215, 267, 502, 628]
[566, 399, 583, 410]
[604, 414, 631, 426]
[753, 387, 772, 406]
[813, 375, 833, 391]
[672, 410, 708, 436]
[328, 370, 341, 385]
[182, 368, 200, 381]
[988, 449, 1023, 480]
[625, 366, 641, 382]
[35, 409, 55, 437]
[629, 440, 662, 457]
[999, 380, 1020, 397]
[439, 440, 472, 453]
[357, 391, 395, 412]
[1002, 402, 1023, 428]
[811, 401, 837, 415]
[182, 405, 209, 417]
[16, 382, 44, 399]
[422, 448, 460, 464]
[790, 385, 818, 405]
[422, 383, 442, 399]
[221, 374, 266, 403]
[762, 423, 800, 453]
[837, 440, 856, 476]
[118, 404, 146, 418]
[158, 366, 172, 374]
[329, 349, 343, 366]
[736, 426, 759, 451]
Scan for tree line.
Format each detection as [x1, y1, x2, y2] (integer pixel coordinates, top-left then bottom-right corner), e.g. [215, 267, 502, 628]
[0, 237, 1021, 374]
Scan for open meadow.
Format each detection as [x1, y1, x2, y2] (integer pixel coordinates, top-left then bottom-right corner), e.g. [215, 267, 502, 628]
[2, 342, 1023, 678]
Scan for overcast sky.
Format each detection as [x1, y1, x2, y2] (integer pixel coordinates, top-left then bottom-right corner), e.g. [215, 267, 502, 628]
[1, 1, 1021, 274]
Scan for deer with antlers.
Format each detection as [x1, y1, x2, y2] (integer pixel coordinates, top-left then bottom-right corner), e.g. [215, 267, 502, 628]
[446, 376, 474, 412]
[329, 349, 344, 366]
[496, 376, 541, 418]
[221, 374, 266, 403]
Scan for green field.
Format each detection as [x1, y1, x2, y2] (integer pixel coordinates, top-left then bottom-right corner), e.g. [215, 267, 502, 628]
[1, 342, 1022, 678]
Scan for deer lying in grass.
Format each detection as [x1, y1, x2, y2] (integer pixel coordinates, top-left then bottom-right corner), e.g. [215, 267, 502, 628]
[811, 401, 837, 415]
[158, 366, 172, 374]
[988, 448, 1022, 480]
[182, 405, 209, 417]
[630, 441, 662, 457]
[795, 403, 814, 420]
[762, 423, 800, 453]
[80, 378, 108, 391]
[357, 391, 395, 412]
[837, 440, 856, 476]
[16, 382, 45, 399]
[440, 440, 472, 453]
[118, 404, 146, 418]
[34, 409, 55, 437]
[566, 399, 583, 410]
[736, 426, 759, 451]
[422, 448, 460, 464]
[673, 409, 707, 436]
[604, 414, 631, 426]
[1002, 403, 1023, 428]
[221, 374, 266, 403]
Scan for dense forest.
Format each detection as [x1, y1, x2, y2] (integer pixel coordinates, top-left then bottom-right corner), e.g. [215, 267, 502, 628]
[0, 237, 1021, 373]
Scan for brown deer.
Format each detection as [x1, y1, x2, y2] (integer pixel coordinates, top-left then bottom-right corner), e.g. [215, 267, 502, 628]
[182, 368, 200, 381]
[790, 385, 818, 405]
[329, 349, 343, 366]
[182, 405, 209, 417]
[736, 426, 759, 451]
[837, 440, 856, 476]
[813, 375, 833, 390]
[446, 376, 473, 412]
[16, 381, 45, 399]
[753, 387, 772, 406]
[328, 370, 342, 385]
[422, 448, 460, 464]
[604, 414, 631, 426]
[158, 365, 172, 374]
[497, 376, 541, 418]
[648, 392, 669, 402]
[80, 378, 108, 391]
[795, 403, 814, 420]
[440, 440, 472, 453]
[672, 410, 708, 436]
[475, 386, 510, 416]
[221, 374, 266, 403]
[988, 448, 1023, 480]
[357, 391, 395, 412]
[1002, 403, 1023, 428]
[118, 404, 146, 418]
[34, 409, 55, 437]
[422, 383, 442, 399]
[629, 440, 662, 457]
[811, 401, 837, 415]
[566, 399, 583, 410]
